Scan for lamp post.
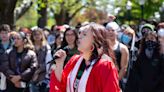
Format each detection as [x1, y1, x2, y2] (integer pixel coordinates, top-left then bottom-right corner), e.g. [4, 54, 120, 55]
[139, 0, 145, 21]
[126, 0, 132, 24]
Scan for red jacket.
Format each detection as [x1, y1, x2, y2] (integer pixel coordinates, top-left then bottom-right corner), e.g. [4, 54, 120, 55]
[50, 55, 120, 92]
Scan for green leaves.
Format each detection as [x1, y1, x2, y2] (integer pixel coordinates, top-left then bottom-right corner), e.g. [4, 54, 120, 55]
[115, 0, 164, 20]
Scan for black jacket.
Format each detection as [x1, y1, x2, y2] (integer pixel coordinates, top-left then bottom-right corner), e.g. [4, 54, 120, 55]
[5, 48, 38, 82]
[134, 50, 164, 92]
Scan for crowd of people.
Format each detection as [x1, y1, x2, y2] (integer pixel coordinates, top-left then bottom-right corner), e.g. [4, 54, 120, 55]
[0, 15, 164, 92]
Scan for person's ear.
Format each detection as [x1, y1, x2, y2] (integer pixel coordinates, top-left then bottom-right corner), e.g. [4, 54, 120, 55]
[90, 44, 95, 51]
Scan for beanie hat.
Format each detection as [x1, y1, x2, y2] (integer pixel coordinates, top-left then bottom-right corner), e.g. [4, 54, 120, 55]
[141, 23, 155, 32]
[141, 23, 155, 36]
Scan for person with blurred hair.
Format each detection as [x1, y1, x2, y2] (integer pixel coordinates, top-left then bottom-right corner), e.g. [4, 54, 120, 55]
[50, 27, 79, 92]
[140, 23, 155, 36]
[43, 28, 50, 40]
[136, 23, 155, 49]
[30, 28, 52, 92]
[60, 27, 79, 66]
[49, 22, 120, 92]
[119, 26, 138, 67]
[158, 28, 164, 54]
[51, 33, 63, 55]
[158, 22, 164, 29]
[4, 32, 38, 92]
[19, 27, 32, 38]
[47, 25, 56, 46]
[0, 24, 13, 51]
[47, 25, 64, 46]
[156, 28, 164, 92]
[0, 24, 13, 92]
[133, 31, 164, 92]
[120, 27, 136, 50]
[106, 22, 129, 90]
[122, 27, 138, 92]
[117, 24, 129, 42]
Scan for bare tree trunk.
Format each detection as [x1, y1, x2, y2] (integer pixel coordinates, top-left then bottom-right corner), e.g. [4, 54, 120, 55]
[37, 0, 47, 28]
[54, 8, 70, 25]
[54, 2, 66, 25]
[0, 0, 17, 29]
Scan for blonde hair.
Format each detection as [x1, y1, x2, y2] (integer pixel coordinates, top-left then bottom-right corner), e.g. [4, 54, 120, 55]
[10, 31, 17, 37]
[124, 27, 136, 51]
[24, 37, 34, 50]
[31, 28, 47, 47]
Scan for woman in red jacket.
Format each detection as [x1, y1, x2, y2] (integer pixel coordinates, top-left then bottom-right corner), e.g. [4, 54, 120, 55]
[50, 22, 120, 92]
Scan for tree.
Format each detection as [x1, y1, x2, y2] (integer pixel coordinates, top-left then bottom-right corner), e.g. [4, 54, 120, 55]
[48, 0, 91, 25]
[115, 0, 164, 24]
[0, 0, 33, 29]
[0, 0, 17, 28]
[16, 6, 38, 28]
[37, 0, 48, 28]
[0, 0, 115, 28]
[73, 8, 108, 24]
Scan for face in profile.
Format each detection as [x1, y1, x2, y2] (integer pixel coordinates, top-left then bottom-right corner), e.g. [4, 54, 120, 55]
[13, 33, 24, 48]
[77, 25, 94, 53]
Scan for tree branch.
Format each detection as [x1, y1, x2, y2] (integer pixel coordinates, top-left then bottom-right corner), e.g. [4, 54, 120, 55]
[68, 0, 80, 8]
[69, 4, 88, 19]
[15, 0, 33, 20]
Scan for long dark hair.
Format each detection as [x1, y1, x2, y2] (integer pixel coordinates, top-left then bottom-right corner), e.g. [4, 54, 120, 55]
[61, 27, 78, 49]
[139, 31, 160, 55]
[53, 33, 62, 49]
